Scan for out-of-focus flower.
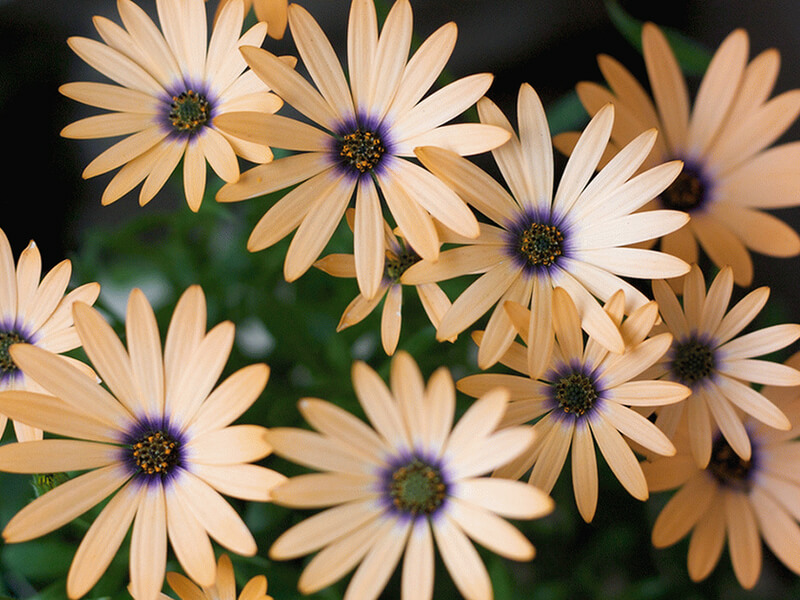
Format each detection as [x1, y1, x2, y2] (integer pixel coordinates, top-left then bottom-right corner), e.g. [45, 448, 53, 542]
[214, 0, 289, 39]
[61, 0, 283, 210]
[215, 0, 510, 300]
[159, 554, 274, 600]
[266, 351, 553, 600]
[556, 24, 800, 286]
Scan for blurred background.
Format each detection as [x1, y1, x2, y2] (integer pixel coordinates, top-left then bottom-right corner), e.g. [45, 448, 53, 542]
[1, 1, 800, 599]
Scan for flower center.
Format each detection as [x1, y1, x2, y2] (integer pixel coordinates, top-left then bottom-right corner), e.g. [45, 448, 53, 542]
[389, 457, 446, 516]
[339, 129, 385, 173]
[517, 222, 564, 268]
[385, 249, 420, 282]
[131, 430, 181, 476]
[169, 90, 210, 133]
[660, 167, 705, 211]
[0, 331, 26, 375]
[708, 436, 752, 491]
[554, 372, 598, 416]
[671, 338, 715, 387]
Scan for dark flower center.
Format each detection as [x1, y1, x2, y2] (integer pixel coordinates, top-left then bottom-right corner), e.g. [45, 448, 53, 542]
[671, 339, 715, 386]
[131, 430, 181, 476]
[660, 168, 705, 211]
[517, 222, 564, 268]
[554, 372, 598, 416]
[169, 90, 210, 133]
[385, 249, 421, 282]
[339, 129, 385, 173]
[0, 331, 26, 375]
[708, 436, 752, 491]
[389, 457, 446, 516]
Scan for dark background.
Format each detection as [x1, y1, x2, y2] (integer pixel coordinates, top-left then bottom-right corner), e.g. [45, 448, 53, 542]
[2, 0, 800, 278]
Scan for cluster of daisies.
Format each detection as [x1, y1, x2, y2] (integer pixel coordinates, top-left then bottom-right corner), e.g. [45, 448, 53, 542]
[2, 0, 800, 598]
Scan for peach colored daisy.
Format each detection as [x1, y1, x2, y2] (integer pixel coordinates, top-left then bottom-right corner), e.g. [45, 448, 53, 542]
[160, 554, 273, 600]
[0, 227, 99, 441]
[642, 372, 800, 589]
[314, 209, 452, 355]
[61, 0, 283, 211]
[458, 288, 690, 522]
[214, 0, 288, 39]
[556, 23, 800, 286]
[266, 351, 553, 600]
[0, 286, 285, 600]
[214, 0, 510, 300]
[647, 264, 800, 467]
[403, 82, 689, 374]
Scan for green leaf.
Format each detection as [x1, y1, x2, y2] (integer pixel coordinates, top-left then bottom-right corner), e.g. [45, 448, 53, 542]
[605, 0, 713, 75]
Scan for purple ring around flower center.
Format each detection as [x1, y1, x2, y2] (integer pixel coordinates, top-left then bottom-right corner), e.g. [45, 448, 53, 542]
[331, 113, 394, 180]
[377, 449, 451, 523]
[504, 206, 573, 278]
[545, 359, 606, 420]
[120, 416, 187, 486]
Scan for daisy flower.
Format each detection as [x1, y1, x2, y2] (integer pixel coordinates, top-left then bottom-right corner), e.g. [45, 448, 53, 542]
[160, 554, 273, 600]
[60, 0, 284, 211]
[402, 82, 689, 374]
[314, 209, 453, 355]
[646, 264, 800, 467]
[458, 288, 690, 522]
[0, 227, 100, 441]
[556, 23, 800, 286]
[642, 374, 800, 589]
[266, 351, 554, 600]
[214, 0, 289, 39]
[214, 0, 510, 300]
[0, 286, 285, 600]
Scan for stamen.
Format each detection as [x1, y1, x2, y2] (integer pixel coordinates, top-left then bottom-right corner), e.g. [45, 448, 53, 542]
[554, 372, 598, 416]
[517, 222, 564, 268]
[0, 331, 26, 375]
[708, 436, 752, 492]
[388, 457, 446, 516]
[131, 430, 180, 476]
[169, 90, 210, 133]
[671, 339, 715, 387]
[661, 168, 705, 211]
[385, 248, 420, 282]
[339, 129, 385, 173]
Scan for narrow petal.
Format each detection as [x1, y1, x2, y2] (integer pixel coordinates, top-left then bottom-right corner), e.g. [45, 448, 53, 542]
[589, 413, 648, 500]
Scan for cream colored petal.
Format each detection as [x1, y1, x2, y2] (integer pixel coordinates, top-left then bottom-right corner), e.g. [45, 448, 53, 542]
[391, 73, 495, 142]
[164, 285, 206, 398]
[245, 167, 338, 251]
[652, 278, 689, 338]
[416, 283, 452, 333]
[705, 380, 751, 460]
[444, 388, 509, 459]
[720, 324, 800, 361]
[187, 364, 269, 436]
[187, 424, 271, 465]
[713, 204, 800, 257]
[213, 554, 237, 600]
[240, 46, 338, 130]
[599, 400, 676, 456]
[724, 490, 762, 589]
[720, 357, 800, 387]
[267, 427, 379, 474]
[448, 497, 535, 561]
[296, 516, 387, 595]
[454, 477, 553, 520]
[366, 0, 412, 121]
[0, 229, 16, 321]
[343, 518, 410, 600]
[176, 470, 257, 557]
[414, 145, 518, 226]
[67, 480, 143, 600]
[67, 36, 164, 96]
[380, 284, 403, 355]
[215, 111, 329, 152]
[401, 245, 505, 286]
[714, 373, 791, 431]
[640, 452, 695, 492]
[517, 83, 553, 211]
[270, 499, 380, 559]
[476, 95, 530, 203]
[436, 264, 521, 342]
[80, 125, 166, 178]
[204, 0, 247, 87]
[389, 21, 456, 119]
[552, 103, 614, 216]
[651, 471, 717, 547]
[573, 247, 690, 280]
[552, 286, 583, 359]
[315, 253, 357, 278]
[686, 498, 726, 582]
[477, 275, 531, 371]
[601, 333, 674, 389]
[398, 124, 510, 157]
[14, 242, 41, 323]
[337, 288, 385, 331]
[299, 397, 389, 460]
[641, 23, 690, 153]
[3, 464, 128, 543]
[560, 257, 650, 318]
[529, 416, 573, 494]
[576, 210, 688, 250]
[589, 413, 648, 500]
[9, 342, 134, 430]
[699, 265, 733, 335]
[347, 0, 377, 111]
[686, 29, 748, 159]
[751, 487, 800, 576]
[432, 514, 492, 600]
[289, 3, 354, 120]
[60, 81, 160, 113]
[713, 286, 769, 345]
[23, 264, 71, 338]
[139, 137, 187, 206]
[0, 439, 117, 473]
[99, 141, 165, 206]
[182, 140, 207, 211]
[606, 380, 689, 407]
[192, 463, 286, 501]
[354, 179, 384, 300]
[199, 126, 239, 183]
[713, 142, 800, 209]
[126, 289, 164, 418]
[571, 418, 598, 522]
[402, 520, 434, 600]
[128, 482, 167, 600]
[352, 359, 410, 450]
[284, 175, 355, 282]
[165, 481, 216, 588]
